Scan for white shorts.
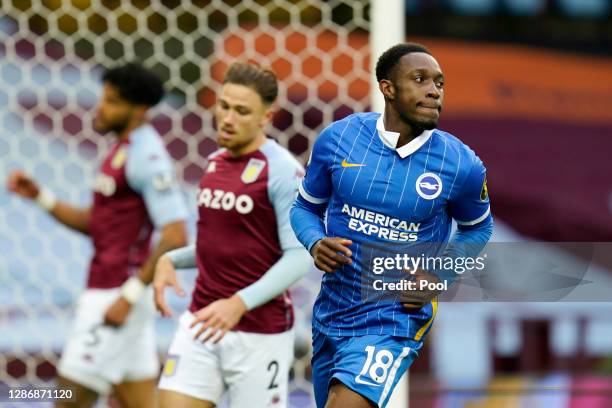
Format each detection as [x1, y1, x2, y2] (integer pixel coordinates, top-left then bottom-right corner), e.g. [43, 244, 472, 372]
[57, 287, 159, 395]
[159, 311, 294, 407]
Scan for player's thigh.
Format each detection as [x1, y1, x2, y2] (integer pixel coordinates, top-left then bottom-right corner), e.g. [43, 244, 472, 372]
[311, 328, 338, 408]
[54, 376, 98, 408]
[113, 378, 157, 408]
[57, 289, 124, 396]
[222, 329, 295, 408]
[325, 380, 376, 408]
[330, 335, 420, 408]
[159, 389, 216, 408]
[158, 311, 224, 405]
[120, 310, 160, 387]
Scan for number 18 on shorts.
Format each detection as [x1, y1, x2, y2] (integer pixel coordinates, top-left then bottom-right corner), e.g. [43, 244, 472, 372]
[311, 330, 421, 408]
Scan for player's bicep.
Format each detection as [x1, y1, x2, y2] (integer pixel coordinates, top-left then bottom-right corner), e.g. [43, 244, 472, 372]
[127, 153, 188, 228]
[299, 127, 334, 205]
[270, 163, 304, 251]
[448, 158, 491, 229]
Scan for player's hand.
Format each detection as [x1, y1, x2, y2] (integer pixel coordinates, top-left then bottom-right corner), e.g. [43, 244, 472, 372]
[6, 170, 40, 200]
[153, 255, 185, 317]
[311, 237, 353, 273]
[189, 295, 247, 344]
[401, 269, 442, 310]
[103, 297, 132, 327]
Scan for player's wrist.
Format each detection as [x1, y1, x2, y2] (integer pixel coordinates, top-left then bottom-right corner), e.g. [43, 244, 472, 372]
[308, 238, 323, 256]
[120, 276, 147, 305]
[231, 293, 249, 313]
[35, 187, 57, 212]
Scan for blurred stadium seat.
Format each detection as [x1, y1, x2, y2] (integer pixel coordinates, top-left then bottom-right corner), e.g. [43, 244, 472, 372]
[558, 0, 609, 17]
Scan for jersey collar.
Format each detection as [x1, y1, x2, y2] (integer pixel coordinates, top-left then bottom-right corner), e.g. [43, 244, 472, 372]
[376, 114, 434, 158]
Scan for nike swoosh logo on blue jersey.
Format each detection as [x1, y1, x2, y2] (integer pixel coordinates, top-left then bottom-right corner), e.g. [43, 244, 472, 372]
[341, 159, 366, 168]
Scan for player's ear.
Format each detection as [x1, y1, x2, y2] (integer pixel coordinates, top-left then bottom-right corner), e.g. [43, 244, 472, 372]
[379, 80, 395, 101]
[133, 104, 148, 118]
[126, 105, 147, 127]
[260, 104, 275, 127]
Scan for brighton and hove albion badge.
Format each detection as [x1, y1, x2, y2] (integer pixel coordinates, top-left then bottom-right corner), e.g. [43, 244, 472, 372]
[111, 146, 128, 169]
[416, 172, 443, 200]
[241, 158, 266, 184]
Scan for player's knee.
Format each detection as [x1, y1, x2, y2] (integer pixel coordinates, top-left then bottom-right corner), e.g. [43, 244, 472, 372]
[55, 376, 98, 408]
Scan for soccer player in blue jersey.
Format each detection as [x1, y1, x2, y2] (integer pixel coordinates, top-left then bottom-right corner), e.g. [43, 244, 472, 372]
[290, 43, 493, 407]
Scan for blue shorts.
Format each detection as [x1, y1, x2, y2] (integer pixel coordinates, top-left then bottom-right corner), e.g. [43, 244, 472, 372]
[312, 328, 422, 408]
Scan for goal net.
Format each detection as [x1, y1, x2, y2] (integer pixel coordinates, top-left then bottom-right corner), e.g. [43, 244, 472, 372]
[0, 1, 370, 405]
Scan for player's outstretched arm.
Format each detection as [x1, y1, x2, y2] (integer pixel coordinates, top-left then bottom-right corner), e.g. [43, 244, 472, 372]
[104, 220, 188, 326]
[6, 170, 91, 234]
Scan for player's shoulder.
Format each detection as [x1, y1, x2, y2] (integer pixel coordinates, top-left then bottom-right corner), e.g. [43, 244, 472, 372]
[432, 129, 483, 169]
[316, 112, 379, 148]
[325, 112, 378, 135]
[127, 124, 171, 165]
[206, 147, 228, 162]
[259, 138, 304, 175]
[124, 125, 177, 190]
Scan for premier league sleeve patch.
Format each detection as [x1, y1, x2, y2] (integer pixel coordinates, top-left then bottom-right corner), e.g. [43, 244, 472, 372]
[241, 158, 266, 184]
[480, 177, 488, 201]
[111, 146, 128, 169]
[152, 172, 174, 192]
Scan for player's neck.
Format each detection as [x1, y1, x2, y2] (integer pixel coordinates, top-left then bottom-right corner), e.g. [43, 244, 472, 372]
[116, 118, 146, 142]
[383, 108, 420, 148]
[228, 132, 267, 157]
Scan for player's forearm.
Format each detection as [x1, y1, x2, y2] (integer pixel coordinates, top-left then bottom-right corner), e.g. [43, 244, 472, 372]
[435, 217, 494, 283]
[136, 220, 188, 285]
[48, 202, 92, 235]
[236, 247, 312, 311]
[290, 195, 327, 252]
[165, 244, 197, 269]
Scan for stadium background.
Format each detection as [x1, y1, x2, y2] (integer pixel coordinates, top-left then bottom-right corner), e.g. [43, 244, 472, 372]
[1, 0, 611, 406]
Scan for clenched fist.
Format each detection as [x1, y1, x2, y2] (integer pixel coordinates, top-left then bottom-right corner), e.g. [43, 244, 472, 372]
[6, 170, 40, 200]
[311, 237, 353, 273]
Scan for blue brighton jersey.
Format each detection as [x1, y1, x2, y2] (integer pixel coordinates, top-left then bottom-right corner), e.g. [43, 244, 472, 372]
[294, 112, 491, 340]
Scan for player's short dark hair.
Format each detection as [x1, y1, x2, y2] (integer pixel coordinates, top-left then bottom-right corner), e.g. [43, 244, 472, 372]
[375, 43, 432, 82]
[101, 63, 165, 107]
[223, 62, 278, 105]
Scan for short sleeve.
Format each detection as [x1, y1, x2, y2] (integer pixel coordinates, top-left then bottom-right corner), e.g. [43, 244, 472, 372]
[448, 156, 491, 229]
[126, 141, 188, 228]
[299, 126, 334, 205]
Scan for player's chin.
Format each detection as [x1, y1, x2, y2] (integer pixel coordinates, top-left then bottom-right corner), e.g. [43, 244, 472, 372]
[217, 138, 232, 148]
[414, 117, 439, 130]
[409, 110, 439, 130]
